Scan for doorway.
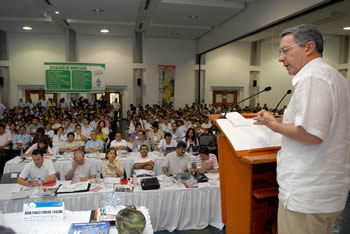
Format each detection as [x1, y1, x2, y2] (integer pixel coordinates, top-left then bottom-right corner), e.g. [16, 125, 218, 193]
[212, 90, 238, 108]
[95, 91, 123, 118]
[25, 90, 57, 106]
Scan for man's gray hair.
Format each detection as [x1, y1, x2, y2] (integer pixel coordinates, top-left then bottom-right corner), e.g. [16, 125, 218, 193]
[74, 150, 85, 159]
[280, 24, 324, 56]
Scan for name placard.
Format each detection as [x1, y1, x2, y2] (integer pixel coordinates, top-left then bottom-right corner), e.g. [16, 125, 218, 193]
[23, 202, 64, 221]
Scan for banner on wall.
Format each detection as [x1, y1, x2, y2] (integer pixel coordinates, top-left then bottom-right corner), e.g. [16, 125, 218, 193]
[44, 62, 105, 93]
[158, 65, 176, 106]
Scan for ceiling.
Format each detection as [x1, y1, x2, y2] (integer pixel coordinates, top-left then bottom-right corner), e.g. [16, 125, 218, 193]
[0, 0, 253, 40]
[240, 0, 350, 43]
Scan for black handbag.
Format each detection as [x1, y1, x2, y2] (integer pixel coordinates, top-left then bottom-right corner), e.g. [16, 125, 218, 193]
[140, 177, 160, 190]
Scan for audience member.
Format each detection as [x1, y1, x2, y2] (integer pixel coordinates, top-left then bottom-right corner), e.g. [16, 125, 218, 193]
[133, 145, 155, 177]
[17, 149, 56, 186]
[101, 148, 124, 178]
[64, 150, 96, 181]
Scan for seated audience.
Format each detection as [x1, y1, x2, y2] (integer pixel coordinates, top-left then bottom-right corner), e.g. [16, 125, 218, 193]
[17, 149, 56, 186]
[132, 145, 155, 176]
[147, 123, 163, 151]
[96, 126, 107, 143]
[27, 117, 42, 135]
[85, 130, 104, 153]
[12, 125, 32, 150]
[25, 139, 53, 156]
[74, 124, 87, 148]
[195, 146, 219, 174]
[129, 122, 142, 142]
[64, 150, 96, 181]
[44, 123, 55, 139]
[101, 148, 124, 178]
[162, 141, 195, 176]
[183, 127, 199, 151]
[59, 132, 80, 154]
[110, 132, 129, 151]
[132, 130, 151, 152]
[168, 122, 184, 142]
[81, 117, 92, 139]
[158, 132, 177, 152]
[52, 127, 67, 145]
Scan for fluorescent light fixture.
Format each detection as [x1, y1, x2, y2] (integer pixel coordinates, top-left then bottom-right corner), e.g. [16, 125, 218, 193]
[343, 27, 350, 30]
[92, 8, 104, 13]
[188, 15, 199, 19]
[55, 11, 60, 15]
[22, 26, 32, 30]
[100, 28, 109, 33]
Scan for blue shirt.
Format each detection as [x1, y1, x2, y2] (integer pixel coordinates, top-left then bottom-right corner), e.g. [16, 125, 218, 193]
[27, 124, 43, 133]
[85, 139, 104, 153]
[12, 133, 32, 148]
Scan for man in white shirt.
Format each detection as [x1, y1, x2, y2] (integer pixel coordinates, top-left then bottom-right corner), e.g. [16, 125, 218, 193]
[255, 25, 350, 234]
[65, 150, 96, 181]
[17, 149, 56, 186]
[0, 124, 13, 176]
[113, 98, 120, 122]
[158, 132, 177, 152]
[59, 132, 80, 154]
[132, 145, 155, 176]
[110, 132, 129, 151]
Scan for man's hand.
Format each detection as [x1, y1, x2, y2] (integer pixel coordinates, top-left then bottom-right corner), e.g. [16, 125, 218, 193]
[80, 177, 89, 182]
[188, 168, 196, 174]
[254, 110, 280, 132]
[28, 180, 39, 187]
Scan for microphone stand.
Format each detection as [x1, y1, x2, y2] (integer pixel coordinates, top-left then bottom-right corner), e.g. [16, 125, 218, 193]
[219, 87, 271, 119]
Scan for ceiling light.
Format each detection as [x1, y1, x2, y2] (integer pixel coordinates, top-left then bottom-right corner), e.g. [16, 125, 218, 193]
[55, 11, 60, 15]
[92, 8, 104, 13]
[343, 27, 350, 30]
[22, 26, 32, 31]
[100, 28, 109, 33]
[188, 15, 199, 19]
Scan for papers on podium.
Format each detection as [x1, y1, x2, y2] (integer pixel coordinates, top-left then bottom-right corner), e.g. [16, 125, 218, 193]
[217, 112, 282, 151]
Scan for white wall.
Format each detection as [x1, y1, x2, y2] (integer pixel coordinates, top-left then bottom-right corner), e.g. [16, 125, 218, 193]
[143, 38, 196, 108]
[77, 34, 134, 116]
[205, 41, 251, 105]
[204, 34, 347, 110]
[6, 32, 197, 111]
[197, 0, 328, 54]
[8, 33, 65, 106]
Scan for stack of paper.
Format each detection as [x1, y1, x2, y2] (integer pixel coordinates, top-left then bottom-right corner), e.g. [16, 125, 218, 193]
[217, 112, 282, 151]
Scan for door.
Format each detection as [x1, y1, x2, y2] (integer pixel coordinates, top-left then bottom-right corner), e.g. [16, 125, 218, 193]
[95, 91, 123, 118]
[212, 90, 238, 108]
[25, 90, 57, 106]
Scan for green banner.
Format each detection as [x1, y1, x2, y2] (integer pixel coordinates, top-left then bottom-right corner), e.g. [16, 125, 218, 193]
[44, 62, 105, 93]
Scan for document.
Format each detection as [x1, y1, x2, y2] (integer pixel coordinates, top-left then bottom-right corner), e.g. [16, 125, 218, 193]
[217, 112, 282, 151]
[56, 181, 90, 194]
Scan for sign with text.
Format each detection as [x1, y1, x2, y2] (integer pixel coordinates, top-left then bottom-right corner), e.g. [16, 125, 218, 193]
[44, 62, 105, 93]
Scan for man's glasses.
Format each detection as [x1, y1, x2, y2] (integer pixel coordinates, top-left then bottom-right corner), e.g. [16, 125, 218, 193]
[279, 44, 301, 55]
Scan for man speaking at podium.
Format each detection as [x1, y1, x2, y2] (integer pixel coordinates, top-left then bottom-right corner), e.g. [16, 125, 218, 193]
[255, 25, 350, 234]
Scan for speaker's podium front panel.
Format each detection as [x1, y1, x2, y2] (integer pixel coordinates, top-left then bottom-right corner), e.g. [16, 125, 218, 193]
[211, 113, 280, 234]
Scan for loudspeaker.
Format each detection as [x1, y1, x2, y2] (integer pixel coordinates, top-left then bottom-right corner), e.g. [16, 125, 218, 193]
[137, 78, 142, 86]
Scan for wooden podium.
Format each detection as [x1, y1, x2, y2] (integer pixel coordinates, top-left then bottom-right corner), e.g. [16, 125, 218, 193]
[210, 114, 280, 234]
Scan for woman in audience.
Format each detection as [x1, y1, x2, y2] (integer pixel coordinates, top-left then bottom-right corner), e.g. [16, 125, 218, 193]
[129, 122, 142, 142]
[96, 125, 107, 143]
[52, 127, 67, 145]
[101, 148, 124, 178]
[183, 127, 199, 152]
[24, 138, 53, 156]
[147, 122, 163, 151]
[98, 120, 110, 137]
[7, 123, 18, 138]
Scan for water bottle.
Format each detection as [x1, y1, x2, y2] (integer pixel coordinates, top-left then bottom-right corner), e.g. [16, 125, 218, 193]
[20, 148, 25, 160]
[37, 177, 42, 191]
[96, 170, 101, 183]
[133, 174, 138, 186]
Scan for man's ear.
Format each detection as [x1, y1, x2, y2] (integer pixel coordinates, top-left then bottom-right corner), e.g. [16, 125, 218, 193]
[305, 40, 317, 56]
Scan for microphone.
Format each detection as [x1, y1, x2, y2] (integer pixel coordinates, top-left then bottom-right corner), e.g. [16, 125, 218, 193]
[272, 89, 292, 116]
[219, 86, 272, 119]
